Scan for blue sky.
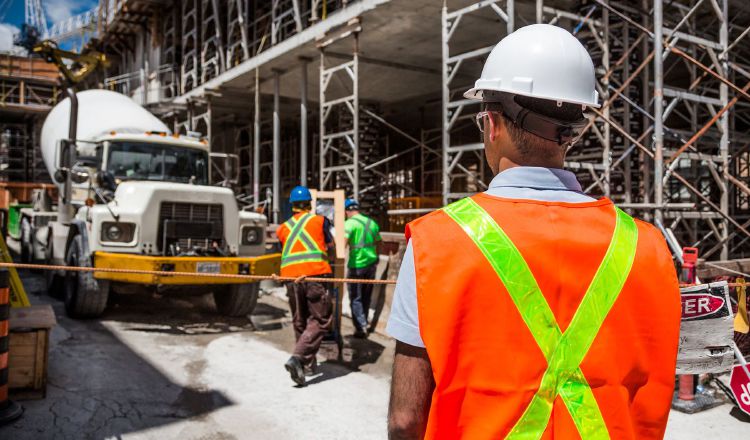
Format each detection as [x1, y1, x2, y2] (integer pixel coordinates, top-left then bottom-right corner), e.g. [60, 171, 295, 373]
[0, 0, 97, 52]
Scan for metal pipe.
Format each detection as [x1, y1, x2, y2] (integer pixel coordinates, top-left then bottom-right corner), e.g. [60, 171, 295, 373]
[299, 57, 309, 186]
[441, 3, 450, 205]
[653, 1, 664, 223]
[719, 0, 730, 259]
[272, 70, 281, 224]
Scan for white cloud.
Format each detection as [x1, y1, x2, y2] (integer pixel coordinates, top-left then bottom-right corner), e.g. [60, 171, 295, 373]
[46, 0, 91, 23]
[0, 23, 20, 53]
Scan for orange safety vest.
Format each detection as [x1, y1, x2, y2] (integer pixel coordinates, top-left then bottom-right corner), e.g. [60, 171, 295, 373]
[276, 212, 332, 278]
[407, 194, 681, 440]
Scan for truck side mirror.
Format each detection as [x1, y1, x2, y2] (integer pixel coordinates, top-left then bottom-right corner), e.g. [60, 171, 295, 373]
[70, 164, 90, 184]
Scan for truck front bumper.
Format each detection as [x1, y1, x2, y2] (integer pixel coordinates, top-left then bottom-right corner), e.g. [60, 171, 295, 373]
[93, 252, 281, 285]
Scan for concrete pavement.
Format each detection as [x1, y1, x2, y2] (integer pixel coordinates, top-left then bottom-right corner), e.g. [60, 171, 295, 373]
[2, 271, 748, 439]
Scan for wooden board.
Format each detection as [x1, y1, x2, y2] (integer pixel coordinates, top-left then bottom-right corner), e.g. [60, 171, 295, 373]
[8, 305, 55, 400]
[10, 304, 57, 329]
[8, 329, 49, 399]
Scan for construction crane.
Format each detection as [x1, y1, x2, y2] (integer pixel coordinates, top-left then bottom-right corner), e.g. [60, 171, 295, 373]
[25, 0, 48, 36]
[32, 40, 108, 85]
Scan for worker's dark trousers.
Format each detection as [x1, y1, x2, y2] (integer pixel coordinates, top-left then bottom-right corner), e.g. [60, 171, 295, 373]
[347, 264, 377, 333]
[286, 281, 333, 366]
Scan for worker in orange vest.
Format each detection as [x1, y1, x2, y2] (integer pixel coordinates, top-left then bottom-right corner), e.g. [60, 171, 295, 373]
[386, 24, 681, 439]
[276, 186, 335, 387]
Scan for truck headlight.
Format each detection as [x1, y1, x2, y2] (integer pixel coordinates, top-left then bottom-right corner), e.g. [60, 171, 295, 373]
[241, 226, 263, 245]
[101, 222, 136, 243]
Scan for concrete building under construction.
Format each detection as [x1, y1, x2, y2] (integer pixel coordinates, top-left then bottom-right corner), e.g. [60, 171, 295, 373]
[6, 0, 750, 265]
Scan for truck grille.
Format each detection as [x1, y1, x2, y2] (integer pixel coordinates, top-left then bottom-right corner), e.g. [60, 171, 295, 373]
[157, 202, 224, 252]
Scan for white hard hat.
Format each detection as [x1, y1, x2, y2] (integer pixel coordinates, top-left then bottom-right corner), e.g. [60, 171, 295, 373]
[465, 24, 600, 108]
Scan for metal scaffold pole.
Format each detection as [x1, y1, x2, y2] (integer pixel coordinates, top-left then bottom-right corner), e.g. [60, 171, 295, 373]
[653, 0, 664, 224]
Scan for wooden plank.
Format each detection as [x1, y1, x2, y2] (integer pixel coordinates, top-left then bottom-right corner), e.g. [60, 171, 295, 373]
[9, 305, 57, 329]
[34, 330, 47, 390]
[697, 258, 750, 278]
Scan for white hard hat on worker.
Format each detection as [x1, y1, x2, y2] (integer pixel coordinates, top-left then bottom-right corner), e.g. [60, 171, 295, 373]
[465, 24, 600, 107]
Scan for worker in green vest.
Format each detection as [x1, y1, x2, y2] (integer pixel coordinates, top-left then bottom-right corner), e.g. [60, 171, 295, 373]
[344, 198, 382, 338]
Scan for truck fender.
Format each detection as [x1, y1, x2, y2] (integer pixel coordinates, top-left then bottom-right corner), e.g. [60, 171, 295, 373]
[65, 220, 92, 260]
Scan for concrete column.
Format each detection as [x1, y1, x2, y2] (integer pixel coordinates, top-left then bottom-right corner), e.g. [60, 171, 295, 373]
[253, 69, 260, 209]
[300, 57, 309, 186]
[273, 70, 281, 224]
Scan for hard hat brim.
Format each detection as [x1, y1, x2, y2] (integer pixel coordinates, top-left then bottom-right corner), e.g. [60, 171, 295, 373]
[463, 86, 601, 109]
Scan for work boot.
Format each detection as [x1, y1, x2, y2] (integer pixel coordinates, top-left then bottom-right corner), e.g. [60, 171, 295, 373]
[284, 356, 306, 386]
[353, 329, 368, 339]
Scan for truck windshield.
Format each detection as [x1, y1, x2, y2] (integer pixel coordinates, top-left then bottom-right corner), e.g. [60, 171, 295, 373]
[107, 142, 208, 185]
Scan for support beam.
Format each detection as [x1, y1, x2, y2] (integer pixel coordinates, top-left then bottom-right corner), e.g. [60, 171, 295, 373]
[253, 69, 261, 209]
[653, 0, 664, 223]
[273, 70, 281, 224]
[300, 57, 309, 186]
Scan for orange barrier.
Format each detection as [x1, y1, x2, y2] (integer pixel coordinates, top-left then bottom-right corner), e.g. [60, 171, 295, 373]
[0, 269, 23, 425]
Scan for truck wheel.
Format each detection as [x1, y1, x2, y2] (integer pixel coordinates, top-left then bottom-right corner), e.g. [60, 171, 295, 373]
[64, 234, 109, 318]
[213, 283, 259, 317]
[20, 217, 33, 264]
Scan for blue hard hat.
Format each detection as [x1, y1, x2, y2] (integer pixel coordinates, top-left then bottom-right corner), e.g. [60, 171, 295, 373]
[345, 198, 359, 210]
[289, 186, 312, 203]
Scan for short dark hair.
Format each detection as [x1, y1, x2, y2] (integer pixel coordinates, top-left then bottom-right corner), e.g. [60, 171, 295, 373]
[485, 95, 584, 158]
[292, 201, 311, 211]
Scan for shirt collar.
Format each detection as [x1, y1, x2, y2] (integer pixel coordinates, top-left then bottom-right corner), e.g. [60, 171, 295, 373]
[489, 166, 584, 192]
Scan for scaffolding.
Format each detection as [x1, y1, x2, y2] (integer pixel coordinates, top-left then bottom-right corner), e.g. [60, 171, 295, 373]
[70, 0, 750, 260]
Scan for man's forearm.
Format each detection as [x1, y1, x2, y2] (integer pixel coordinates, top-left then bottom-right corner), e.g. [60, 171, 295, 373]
[388, 342, 434, 439]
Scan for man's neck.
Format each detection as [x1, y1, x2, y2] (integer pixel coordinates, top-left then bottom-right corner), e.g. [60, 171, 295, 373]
[497, 156, 564, 173]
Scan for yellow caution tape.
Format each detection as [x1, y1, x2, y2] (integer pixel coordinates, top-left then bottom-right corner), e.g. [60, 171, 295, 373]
[735, 278, 749, 334]
[0, 233, 30, 307]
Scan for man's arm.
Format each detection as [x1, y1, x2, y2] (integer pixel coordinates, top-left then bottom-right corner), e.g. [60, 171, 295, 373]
[388, 341, 434, 440]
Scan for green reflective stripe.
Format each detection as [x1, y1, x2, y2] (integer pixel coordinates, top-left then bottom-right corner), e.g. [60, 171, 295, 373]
[282, 213, 312, 258]
[443, 198, 638, 440]
[443, 198, 560, 359]
[512, 207, 637, 440]
[298, 227, 324, 253]
[280, 251, 326, 267]
[352, 217, 375, 249]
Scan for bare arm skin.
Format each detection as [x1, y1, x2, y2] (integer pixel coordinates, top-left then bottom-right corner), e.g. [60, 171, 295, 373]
[388, 341, 435, 440]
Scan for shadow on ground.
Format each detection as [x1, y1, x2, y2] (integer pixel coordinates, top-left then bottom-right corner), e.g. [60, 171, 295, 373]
[3, 270, 235, 440]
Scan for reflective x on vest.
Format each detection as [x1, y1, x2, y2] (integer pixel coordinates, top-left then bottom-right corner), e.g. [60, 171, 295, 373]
[281, 213, 326, 268]
[443, 197, 638, 440]
[351, 216, 375, 249]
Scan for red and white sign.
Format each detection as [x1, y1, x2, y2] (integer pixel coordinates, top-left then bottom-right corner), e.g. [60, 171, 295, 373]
[730, 364, 750, 416]
[680, 293, 726, 320]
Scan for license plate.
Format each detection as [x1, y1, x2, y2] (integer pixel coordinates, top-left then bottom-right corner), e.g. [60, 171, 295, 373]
[196, 262, 221, 274]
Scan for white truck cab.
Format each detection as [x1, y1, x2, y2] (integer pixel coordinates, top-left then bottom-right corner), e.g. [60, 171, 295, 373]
[22, 90, 279, 318]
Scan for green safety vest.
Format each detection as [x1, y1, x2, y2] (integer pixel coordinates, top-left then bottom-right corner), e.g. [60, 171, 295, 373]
[345, 214, 379, 269]
[443, 197, 638, 439]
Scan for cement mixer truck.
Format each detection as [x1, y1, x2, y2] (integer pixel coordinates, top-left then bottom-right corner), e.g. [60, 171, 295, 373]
[20, 89, 279, 318]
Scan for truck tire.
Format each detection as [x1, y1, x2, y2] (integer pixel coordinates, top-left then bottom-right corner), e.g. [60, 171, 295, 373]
[64, 234, 109, 318]
[20, 217, 33, 264]
[213, 283, 259, 317]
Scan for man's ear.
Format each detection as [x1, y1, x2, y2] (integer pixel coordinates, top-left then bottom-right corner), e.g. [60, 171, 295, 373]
[490, 113, 505, 143]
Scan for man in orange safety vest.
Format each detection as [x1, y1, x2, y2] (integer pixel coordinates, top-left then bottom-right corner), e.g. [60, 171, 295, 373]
[386, 24, 681, 439]
[276, 185, 335, 387]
